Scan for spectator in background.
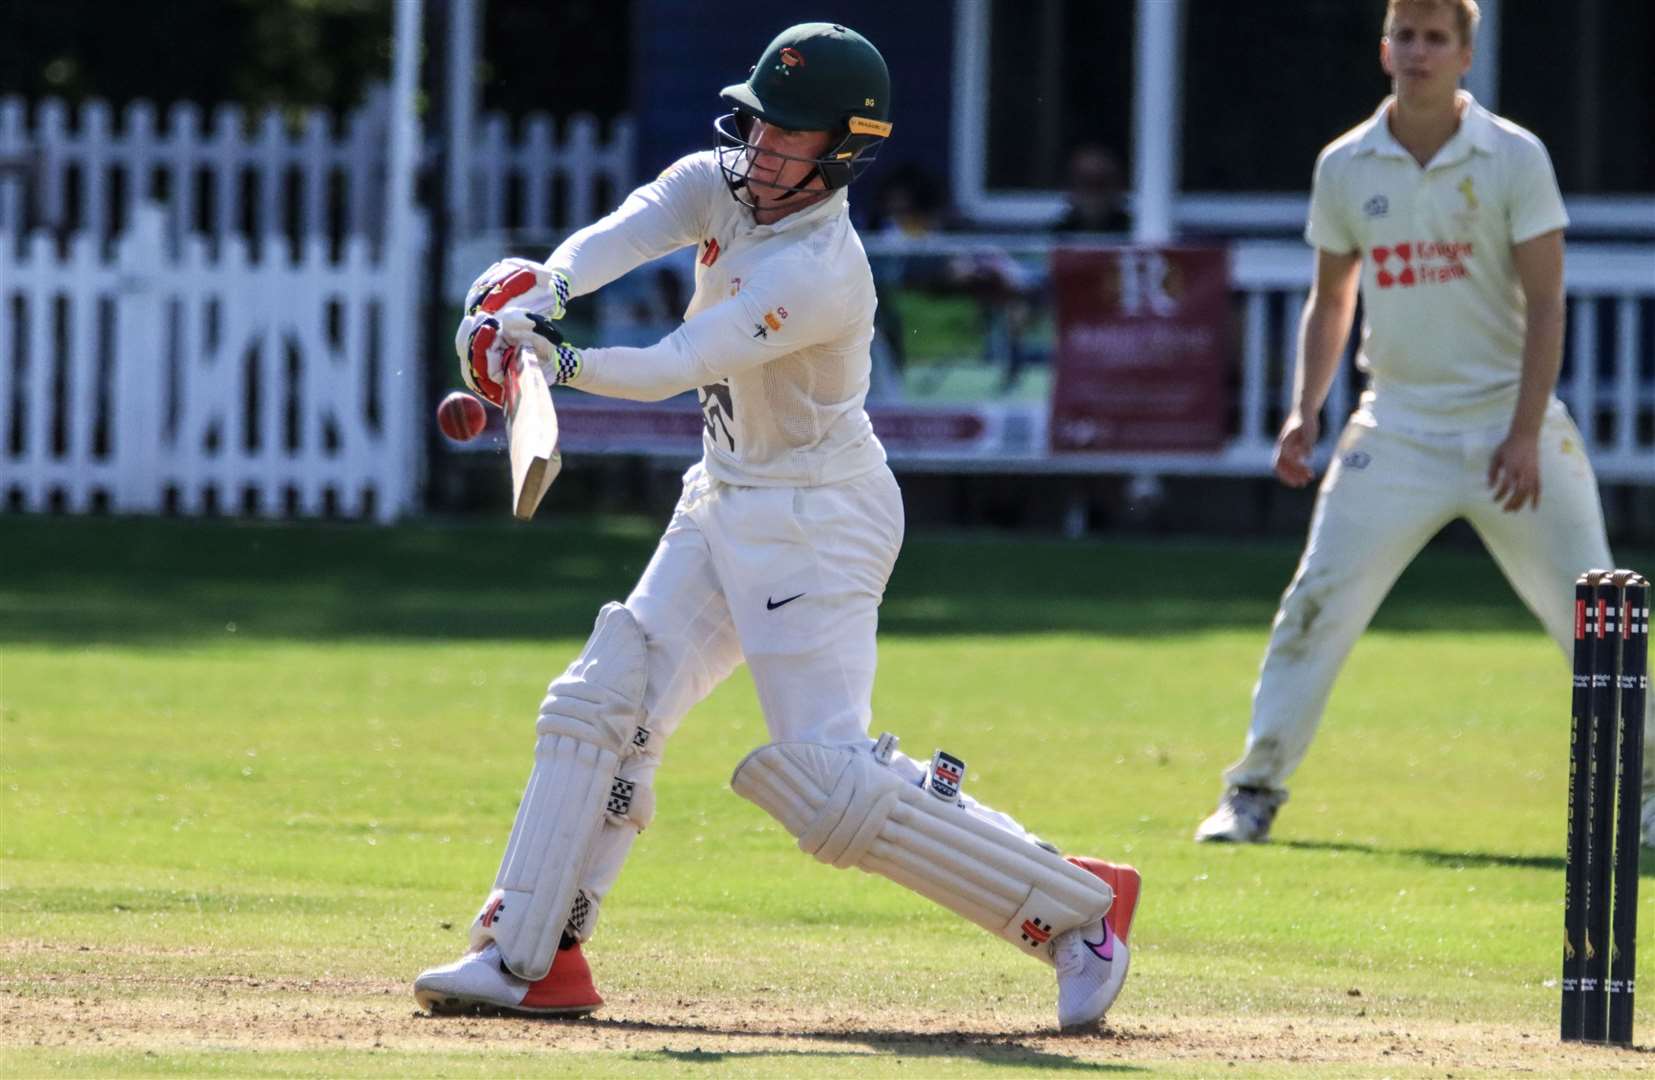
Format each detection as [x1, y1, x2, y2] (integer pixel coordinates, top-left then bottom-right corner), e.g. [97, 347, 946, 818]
[867, 161, 951, 238]
[866, 163, 956, 396]
[1054, 144, 1131, 235]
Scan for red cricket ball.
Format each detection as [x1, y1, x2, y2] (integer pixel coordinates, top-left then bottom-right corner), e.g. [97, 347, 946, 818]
[436, 391, 488, 442]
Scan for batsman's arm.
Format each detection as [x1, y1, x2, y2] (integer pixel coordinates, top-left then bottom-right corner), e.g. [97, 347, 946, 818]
[541, 259, 842, 402]
[543, 154, 717, 300]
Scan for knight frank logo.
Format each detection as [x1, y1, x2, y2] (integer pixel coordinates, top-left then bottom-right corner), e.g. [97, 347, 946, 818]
[1370, 241, 1475, 289]
[1372, 243, 1416, 288]
[1021, 917, 1053, 946]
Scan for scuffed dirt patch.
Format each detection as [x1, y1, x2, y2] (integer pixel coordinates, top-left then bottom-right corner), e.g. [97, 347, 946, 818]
[2, 944, 1651, 1075]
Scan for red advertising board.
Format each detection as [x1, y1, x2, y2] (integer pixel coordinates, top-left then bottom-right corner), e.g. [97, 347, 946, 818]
[1049, 247, 1229, 452]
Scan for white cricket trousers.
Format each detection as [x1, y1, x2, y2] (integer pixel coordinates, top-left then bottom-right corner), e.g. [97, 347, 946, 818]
[573, 460, 1041, 920]
[1223, 399, 1649, 797]
[574, 461, 904, 910]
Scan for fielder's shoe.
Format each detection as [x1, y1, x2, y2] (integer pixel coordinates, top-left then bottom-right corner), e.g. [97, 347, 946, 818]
[1194, 785, 1287, 843]
[413, 937, 603, 1017]
[1051, 858, 1140, 1032]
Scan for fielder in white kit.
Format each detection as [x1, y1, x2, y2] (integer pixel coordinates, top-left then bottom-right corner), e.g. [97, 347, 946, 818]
[414, 23, 1141, 1031]
[1195, 0, 1655, 847]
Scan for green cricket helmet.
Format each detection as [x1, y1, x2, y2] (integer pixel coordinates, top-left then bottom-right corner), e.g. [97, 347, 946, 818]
[715, 22, 893, 205]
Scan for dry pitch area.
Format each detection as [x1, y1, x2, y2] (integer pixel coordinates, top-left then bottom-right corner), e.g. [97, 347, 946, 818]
[3, 944, 1651, 1077]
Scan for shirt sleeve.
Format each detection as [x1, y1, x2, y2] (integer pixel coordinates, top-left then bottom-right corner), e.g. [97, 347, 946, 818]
[563, 254, 846, 402]
[1304, 148, 1358, 255]
[545, 153, 718, 299]
[1506, 136, 1570, 245]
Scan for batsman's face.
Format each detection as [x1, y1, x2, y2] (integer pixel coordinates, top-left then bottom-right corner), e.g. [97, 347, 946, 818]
[1381, 6, 1472, 103]
[743, 120, 832, 210]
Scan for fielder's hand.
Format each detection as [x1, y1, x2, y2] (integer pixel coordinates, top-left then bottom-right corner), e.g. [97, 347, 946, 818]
[1273, 412, 1319, 487]
[1487, 430, 1542, 512]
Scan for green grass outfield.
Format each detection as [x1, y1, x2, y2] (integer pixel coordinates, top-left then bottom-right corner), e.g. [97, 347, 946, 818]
[1, 513, 1651, 1077]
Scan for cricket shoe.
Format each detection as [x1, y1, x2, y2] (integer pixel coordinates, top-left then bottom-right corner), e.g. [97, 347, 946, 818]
[1194, 785, 1287, 843]
[1051, 859, 1140, 1032]
[413, 937, 603, 1017]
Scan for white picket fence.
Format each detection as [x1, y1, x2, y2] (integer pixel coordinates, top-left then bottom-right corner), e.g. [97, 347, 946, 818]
[0, 91, 634, 522]
[0, 92, 634, 247]
[0, 206, 424, 521]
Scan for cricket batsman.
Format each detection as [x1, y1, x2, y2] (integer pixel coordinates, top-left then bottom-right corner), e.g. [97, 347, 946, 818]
[1194, 0, 1655, 847]
[414, 23, 1140, 1031]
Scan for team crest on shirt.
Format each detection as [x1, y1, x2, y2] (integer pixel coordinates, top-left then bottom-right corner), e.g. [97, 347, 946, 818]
[1453, 176, 1480, 224]
[1363, 194, 1389, 219]
[1457, 176, 1479, 212]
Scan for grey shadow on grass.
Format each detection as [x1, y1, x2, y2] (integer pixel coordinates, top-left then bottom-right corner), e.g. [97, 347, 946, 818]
[1278, 838, 1655, 877]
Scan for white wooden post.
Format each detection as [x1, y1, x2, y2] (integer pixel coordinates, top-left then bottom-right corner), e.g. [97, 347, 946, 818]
[445, 0, 479, 238]
[1132, 0, 1182, 245]
[82, 101, 111, 244]
[384, 0, 425, 521]
[114, 203, 167, 512]
[1465, 0, 1499, 109]
[0, 98, 24, 231]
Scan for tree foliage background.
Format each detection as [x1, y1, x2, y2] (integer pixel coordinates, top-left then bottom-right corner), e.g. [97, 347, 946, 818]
[1, 0, 630, 119]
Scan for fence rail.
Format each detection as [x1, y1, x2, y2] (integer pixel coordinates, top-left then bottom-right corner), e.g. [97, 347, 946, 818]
[848, 236, 1654, 485]
[0, 92, 633, 249]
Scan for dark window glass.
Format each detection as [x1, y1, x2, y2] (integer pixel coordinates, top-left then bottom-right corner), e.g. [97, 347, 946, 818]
[1500, 0, 1654, 193]
[985, 0, 1134, 190]
[1182, 0, 1389, 192]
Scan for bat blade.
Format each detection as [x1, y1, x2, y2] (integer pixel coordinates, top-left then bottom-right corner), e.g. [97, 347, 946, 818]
[503, 348, 561, 521]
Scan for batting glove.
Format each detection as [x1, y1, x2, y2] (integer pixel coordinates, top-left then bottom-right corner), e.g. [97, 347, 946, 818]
[455, 262, 572, 405]
[463, 259, 571, 319]
[464, 310, 582, 406]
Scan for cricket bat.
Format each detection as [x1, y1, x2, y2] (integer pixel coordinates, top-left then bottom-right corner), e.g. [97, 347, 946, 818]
[503, 347, 561, 520]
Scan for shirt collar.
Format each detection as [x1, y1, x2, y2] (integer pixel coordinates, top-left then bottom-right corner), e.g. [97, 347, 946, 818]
[1355, 90, 1495, 166]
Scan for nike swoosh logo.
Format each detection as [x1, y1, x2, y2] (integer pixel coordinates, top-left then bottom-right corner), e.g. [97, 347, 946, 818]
[1086, 924, 1114, 962]
[766, 593, 805, 610]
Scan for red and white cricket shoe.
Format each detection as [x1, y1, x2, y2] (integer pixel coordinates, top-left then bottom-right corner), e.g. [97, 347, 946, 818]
[1051, 858, 1141, 1032]
[413, 938, 603, 1017]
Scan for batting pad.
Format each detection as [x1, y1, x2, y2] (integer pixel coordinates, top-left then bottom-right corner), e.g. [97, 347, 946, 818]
[472, 603, 648, 980]
[731, 741, 1113, 962]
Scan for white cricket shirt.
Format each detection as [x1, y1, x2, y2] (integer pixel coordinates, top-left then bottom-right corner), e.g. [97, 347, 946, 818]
[543, 151, 885, 487]
[1306, 91, 1570, 429]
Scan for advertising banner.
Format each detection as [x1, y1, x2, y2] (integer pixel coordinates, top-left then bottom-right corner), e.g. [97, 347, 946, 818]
[1049, 247, 1230, 452]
